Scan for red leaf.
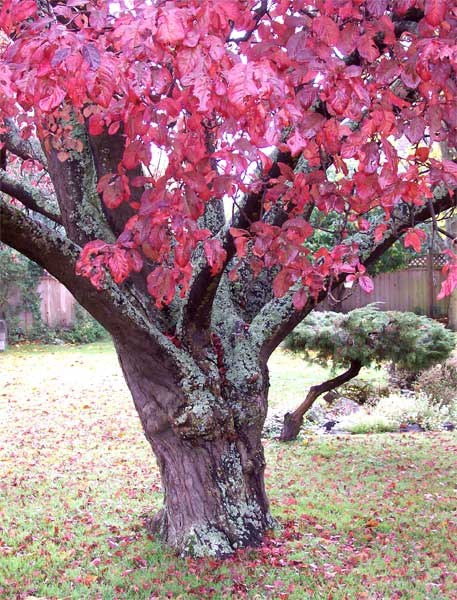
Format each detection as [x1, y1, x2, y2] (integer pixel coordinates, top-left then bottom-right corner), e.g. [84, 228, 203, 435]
[404, 228, 427, 253]
[395, 0, 416, 15]
[226, 63, 259, 109]
[82, 43, 101, 70]
[0, 0, 36, 33]
[437, 261, 457, 299]
[128, 249, 143, 273]
[359, 275, 374, 294]
[366, 0, 388, 17]
[404, 117, 425, 145]
[107, 248, 130, 284]
[156, 5, 188, 45]
[286, 130, 307, 156]
[273, 269, 296, 298]
[329, 84, 350, 115]
[38, 87, 66, 112]
[416, 147, 429, 162]
[51, 47, 71, 68]
[292, 288, 308, 311]
[374, 224, 388, 242]
[88, 114, 104, 136]
[360, 142, 380, 174]
[101, 177, 126, 209]
[204, 239, 227, 275]
[296, 85, 318, 110]
[229, 227, 248, 238]
[282, 218, 313, 242]
[123, 140, 151, 170]
[192, 76, 212, 112]
[147, 267, 177, 308]
[357, 34, 379, 62]
[234, 236, 249, 258]
[300, 112, 325, 139]
[424, 0, 447, 26]
[312, 16, 339, 46]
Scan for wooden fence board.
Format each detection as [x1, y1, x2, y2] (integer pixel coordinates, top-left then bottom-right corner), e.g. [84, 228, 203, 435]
[319, 267, 450, 316]
[5, 267, 453, 331]
[37, 275, 75, 328]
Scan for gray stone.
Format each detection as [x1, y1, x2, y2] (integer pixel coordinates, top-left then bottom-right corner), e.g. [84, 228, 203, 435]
[399, 423, 424, 432]
[307, 402, 326, 423]
[324, 397, 361, 420]
[262, 410, 284, 438]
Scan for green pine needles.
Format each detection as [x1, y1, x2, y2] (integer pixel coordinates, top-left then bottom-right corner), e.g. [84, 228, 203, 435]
[285, 305, 455, 374]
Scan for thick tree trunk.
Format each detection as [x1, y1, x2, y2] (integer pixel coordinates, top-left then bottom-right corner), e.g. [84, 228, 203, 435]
[114, 339, 274, 557]
[280, 359, 362, 441]
[148, 433, 272, 557]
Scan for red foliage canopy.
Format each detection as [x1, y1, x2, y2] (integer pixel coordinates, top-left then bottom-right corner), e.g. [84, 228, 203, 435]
[1, 0, 457, 307]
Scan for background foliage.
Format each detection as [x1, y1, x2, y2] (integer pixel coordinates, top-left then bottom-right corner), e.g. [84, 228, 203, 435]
[0, 243, 43, 342]
[285, 305, 455, 373]
[0, 244, 107, 344]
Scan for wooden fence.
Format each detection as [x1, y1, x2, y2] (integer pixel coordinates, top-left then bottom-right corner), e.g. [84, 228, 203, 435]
[38, 260, 451, 323]
[5, 257, 452, 331]
[319, 257, 450, 317]
[37, 275, 75, 328]
[5, 274, 76, 332]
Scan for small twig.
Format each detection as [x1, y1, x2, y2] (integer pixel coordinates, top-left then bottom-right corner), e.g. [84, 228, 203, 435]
[232, 195, 254, 225]
[227, 0, 269, 43]
[436, 226, 457, 243]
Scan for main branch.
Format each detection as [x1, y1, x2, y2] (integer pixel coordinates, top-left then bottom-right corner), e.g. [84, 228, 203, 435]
[2, 119, 48, 167]
[0, 169, 61, 224]
[181, 150, 295, 349]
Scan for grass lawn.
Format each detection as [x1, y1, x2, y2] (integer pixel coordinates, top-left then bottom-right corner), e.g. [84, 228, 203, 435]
[0, 342, 456, 599]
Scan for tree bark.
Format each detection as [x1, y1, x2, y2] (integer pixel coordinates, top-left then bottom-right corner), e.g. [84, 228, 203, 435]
[114, 338, 274, 557]
[148, 433, 272, 557]
[280, 359, 362, 442]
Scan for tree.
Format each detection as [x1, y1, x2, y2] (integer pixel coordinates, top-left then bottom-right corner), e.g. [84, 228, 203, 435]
[280, 306, 455, 441]
[1, 0, 457, 557]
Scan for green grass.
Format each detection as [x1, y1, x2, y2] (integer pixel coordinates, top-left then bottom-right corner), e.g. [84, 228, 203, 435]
[1, 343, 456, 599]
[268, 346, 386, 412]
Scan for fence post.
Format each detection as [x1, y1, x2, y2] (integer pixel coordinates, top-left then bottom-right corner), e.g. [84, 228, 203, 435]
[427, 250, 435, 318]
[0, 319, 7, 351]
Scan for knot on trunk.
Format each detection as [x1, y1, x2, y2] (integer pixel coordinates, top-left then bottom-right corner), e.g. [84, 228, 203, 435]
[230, 392, 267, 431]
[172, 391, 234, 440]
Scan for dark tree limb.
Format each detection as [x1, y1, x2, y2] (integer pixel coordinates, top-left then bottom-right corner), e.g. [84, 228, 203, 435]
[279, 359, 362, 441]
[1, 196, 95, 305]
[3, 122, 169, 336]
[0, 169, 61, 224]
[362, 189, 456, 271]
[87, 128, 162, 307]
[1, 119, 48, 167]
[0, 197, 183, 370]
[87, 129, 140, 239]
[436, 226, 456, 242]
[44, 126, 115, 247]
